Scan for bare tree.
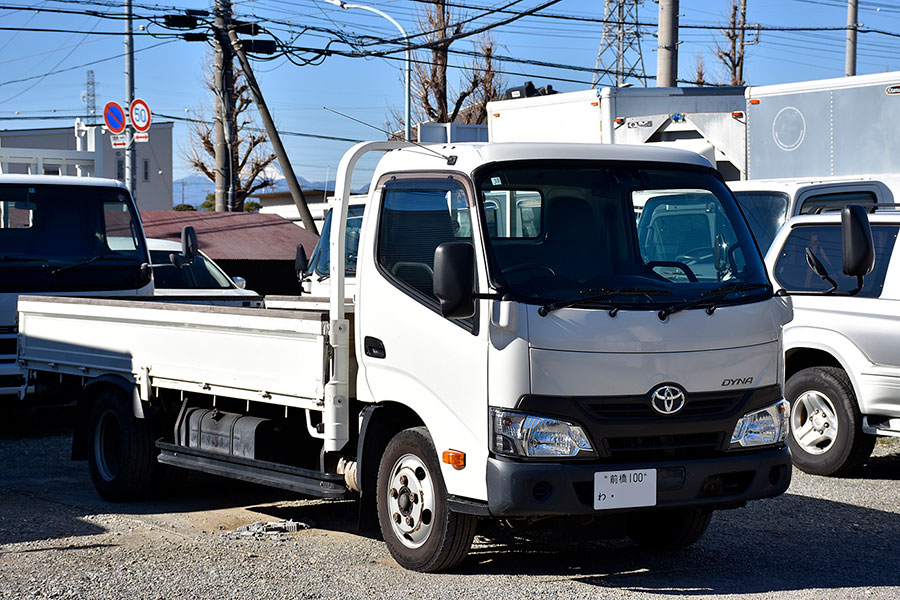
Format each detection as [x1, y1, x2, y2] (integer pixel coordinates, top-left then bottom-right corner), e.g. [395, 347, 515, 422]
[714, 0, 748, 86]
[387, 5, 504, 138]
[187, 56, 277, 211]
[691, 53, 708, 87]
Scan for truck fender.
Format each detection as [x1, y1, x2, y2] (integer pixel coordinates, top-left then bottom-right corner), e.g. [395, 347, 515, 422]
[355, 403, 424, 531]
[82, 375, 144, 419]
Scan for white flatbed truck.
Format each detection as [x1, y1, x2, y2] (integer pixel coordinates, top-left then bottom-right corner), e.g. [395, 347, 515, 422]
[19, 141, 832, 572]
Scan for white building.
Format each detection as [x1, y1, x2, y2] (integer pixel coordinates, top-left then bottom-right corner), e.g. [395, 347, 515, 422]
[0, 122, 173, 211]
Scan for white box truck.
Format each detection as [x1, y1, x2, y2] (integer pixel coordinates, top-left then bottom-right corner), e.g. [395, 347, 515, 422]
[487, 86, 747, 179]
[21, 140, 860, 572]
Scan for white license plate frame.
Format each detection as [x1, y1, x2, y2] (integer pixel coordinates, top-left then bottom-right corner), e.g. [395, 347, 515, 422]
[593, 468, 657, 510]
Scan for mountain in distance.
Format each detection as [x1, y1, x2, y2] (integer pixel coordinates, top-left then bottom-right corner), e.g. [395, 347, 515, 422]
[172, 168, 359, 208]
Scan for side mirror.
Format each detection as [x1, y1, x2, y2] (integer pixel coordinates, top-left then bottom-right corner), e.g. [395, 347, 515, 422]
[295, 244, 309, 279]
[182, 226, 199, 260]
[434, 242, 476, 319]
[842, 204, 875, 278]
[232, 276, 247, 289]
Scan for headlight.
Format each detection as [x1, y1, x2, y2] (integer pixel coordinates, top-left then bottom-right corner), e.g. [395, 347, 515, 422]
[730, 400, 790, 448]
[491, 408, 596, 458]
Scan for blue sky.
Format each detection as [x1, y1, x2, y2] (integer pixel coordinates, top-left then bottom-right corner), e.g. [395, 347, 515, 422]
[1, 0, 898, 191]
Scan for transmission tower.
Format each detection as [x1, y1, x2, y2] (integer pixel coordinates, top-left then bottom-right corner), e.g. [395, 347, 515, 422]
[593, 0, 647, 87]
[85, 70, 97, 124]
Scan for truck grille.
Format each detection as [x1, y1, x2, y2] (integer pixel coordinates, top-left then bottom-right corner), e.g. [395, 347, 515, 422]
[0, 326, 15, 335]
[0, 338, 16, 357]
[586, 391, 743, 420]
[603, 432, 724, 462]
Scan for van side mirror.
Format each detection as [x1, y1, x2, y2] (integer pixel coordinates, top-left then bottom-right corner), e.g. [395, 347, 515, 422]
[434, 242, 476, 319]
[842, 204, 875, 278]
[295, 244, 309, 278]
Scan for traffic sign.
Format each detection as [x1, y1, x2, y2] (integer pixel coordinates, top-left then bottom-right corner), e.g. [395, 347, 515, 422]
[129, 98, 151, 133]
[134, 132, 150, 143]
[103, 102, 126, 134]
[110, 134, 128, 149]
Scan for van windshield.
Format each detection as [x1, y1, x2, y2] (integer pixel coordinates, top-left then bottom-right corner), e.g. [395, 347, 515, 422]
[0, 184, 149, 292]
[732, 190, 789, 253]
[476, 161, 770, 311]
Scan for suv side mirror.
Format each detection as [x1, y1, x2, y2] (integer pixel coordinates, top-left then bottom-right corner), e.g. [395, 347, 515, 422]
[295, 244, 309, 279]
[434, 242, 476, 319]
[170, 226, 199, 269]
[842, 204, 875, 278]
[182, 226, 199, 260]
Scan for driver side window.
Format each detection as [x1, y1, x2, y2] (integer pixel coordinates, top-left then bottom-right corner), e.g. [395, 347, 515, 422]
[377, 178, 472, 305]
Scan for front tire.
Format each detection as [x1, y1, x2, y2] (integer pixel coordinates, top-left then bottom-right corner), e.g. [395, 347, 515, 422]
[87, 388, 156, 502]
[785, 367, 875, 476]
[376, 427, 476, 572]
[627, 508, 712, 549]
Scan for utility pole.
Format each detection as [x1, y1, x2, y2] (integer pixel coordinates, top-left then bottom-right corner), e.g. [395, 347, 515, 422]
[845, 0, 858, 77]
[656, 0, 679, 87]
[214, 0, 236, 211]
[124, 0, 136, 200]
[229, 29, 319, 234]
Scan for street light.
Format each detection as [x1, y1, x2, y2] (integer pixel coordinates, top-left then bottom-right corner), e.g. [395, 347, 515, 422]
[325, 0, 411, 142]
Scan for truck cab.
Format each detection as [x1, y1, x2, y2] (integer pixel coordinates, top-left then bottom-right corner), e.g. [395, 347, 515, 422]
[1, 176, 150, 398]
[728, 176, 895, 253]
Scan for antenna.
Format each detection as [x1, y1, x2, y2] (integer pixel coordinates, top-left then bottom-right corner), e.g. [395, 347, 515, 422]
[323, 107, 457, 165]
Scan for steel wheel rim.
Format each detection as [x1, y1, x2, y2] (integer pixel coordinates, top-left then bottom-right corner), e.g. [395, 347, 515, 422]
[94, 409, 122, 482]
[385, 453, 436, 549]
[791, 390, 839, 455]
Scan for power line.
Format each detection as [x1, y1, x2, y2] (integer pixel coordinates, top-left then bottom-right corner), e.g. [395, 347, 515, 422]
[0, 40, 174, 89]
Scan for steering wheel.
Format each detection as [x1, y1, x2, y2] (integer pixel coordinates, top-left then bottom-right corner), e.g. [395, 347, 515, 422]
[677, 247, 715, 264]
[646, 260, 698, 282]
[502, 263, 557, 277]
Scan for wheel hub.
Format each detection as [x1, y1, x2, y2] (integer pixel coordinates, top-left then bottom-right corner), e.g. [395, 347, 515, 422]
[791, 390, 838, 455]
[386, 454, 435, 549]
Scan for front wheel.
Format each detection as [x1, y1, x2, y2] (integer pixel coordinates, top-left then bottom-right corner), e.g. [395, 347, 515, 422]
[87, 388, 156, 502]
[376, 427, 476, 572]
[785, 366, 875, 476]
[626, 508, 712, 549]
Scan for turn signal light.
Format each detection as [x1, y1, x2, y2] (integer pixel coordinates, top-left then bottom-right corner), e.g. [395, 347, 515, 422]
[442, 450, 466, 470]
[749, 99, 760, 105]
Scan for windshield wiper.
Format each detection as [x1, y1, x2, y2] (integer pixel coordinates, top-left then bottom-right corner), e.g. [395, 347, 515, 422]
[51, 255, 130, 276]
[0, 256, 49, 263]
[539, 287, 671, 317]
[657, 282, 771, 321]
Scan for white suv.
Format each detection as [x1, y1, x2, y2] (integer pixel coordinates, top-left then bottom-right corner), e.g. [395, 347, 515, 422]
[765, 209, 900, 475]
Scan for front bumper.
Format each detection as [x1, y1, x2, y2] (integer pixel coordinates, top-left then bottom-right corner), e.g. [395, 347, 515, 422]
[486, 444, 791, 517]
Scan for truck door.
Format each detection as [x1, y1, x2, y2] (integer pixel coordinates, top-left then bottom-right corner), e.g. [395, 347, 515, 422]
[356, 174, 489, 498]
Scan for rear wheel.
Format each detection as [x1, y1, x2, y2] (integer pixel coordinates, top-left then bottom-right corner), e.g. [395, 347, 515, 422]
[87, 388, 156, 501]
[785, 367, 875, 476]
[376, 427, 476, 572]
[626, 508, 712, 549]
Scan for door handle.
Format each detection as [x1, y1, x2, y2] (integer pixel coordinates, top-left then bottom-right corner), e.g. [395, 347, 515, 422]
[364, 336, 386, 359]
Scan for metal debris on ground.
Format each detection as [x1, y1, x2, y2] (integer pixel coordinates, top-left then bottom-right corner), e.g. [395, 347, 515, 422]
[222, 519, 312, 541]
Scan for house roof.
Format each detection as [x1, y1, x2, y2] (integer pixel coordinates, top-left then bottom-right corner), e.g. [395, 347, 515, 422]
[140, 210, 319, 261]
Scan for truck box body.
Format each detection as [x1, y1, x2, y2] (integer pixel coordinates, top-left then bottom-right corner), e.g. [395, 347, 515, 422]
[488, 87, 747, 179]
[746, 72, 900, 179]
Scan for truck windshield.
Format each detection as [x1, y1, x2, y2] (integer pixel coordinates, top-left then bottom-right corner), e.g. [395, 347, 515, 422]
[732, 190, 789, 252]
[477, 161, 770, 311]
[0, 184, 149, 292]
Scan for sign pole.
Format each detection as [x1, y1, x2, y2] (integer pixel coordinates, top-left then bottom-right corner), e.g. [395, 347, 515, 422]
[124, 0, 137, 200]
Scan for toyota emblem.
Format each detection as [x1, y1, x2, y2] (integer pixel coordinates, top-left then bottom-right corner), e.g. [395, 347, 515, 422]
[650, 385, 686, 415]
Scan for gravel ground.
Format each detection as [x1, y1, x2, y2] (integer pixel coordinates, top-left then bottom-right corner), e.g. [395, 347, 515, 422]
[1, 417, 898, 599]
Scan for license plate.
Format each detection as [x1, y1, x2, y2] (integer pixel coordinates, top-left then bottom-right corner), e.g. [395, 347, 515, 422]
[593, 469, 657, 510]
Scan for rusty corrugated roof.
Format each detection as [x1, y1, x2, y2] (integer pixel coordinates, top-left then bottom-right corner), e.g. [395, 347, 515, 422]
[140, 210, 319, 261]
